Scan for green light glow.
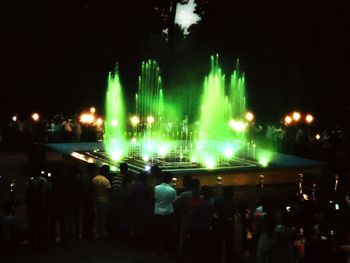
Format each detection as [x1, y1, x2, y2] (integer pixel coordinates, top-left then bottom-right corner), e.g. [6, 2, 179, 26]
[259, 159, 268, 167]
[104, 65, 127, 161]
[101, 55, 267, 170]
[195, 55, 247, 167]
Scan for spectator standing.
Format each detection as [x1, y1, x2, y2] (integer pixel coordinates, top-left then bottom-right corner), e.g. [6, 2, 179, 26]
[92, 165, 111, 239]
[154, 172, 177, 254]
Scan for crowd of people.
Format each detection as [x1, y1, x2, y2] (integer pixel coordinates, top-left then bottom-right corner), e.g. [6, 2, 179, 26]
[0, 113, 103, 146]
[0, 113, 348, 168]
[1, 161, 350, 263]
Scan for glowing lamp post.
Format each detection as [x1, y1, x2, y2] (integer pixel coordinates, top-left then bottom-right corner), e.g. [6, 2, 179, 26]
[32, 113, 40, 122]
[147, 116, 154, 124]
[80, 113, 95, 124]
[292, 112, 301, 122]
[96, 118, 103, 126]
[305, 114, 314, 124]
[245, 112, 254, 122]
[130, 115, 140, 126]
[284, 116, 292, 125]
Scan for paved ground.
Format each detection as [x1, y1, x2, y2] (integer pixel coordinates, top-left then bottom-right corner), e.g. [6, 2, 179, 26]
[6, 239, 175, 263]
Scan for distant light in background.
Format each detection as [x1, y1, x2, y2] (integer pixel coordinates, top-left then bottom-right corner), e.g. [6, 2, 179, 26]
[147, 116, 154, 124]
[12, 115, 17, 122]
[144, 165, 151, 172]
[259, 159, 268, 167]
[284, 115, 292, 125]
[223, 147, 234, 158]
[96, 118, 103, 126]
[90, 107, 96, 114]
[80, 113, 94, 124]
[245, 112, 254, 122]
[292, 112, 301, 121]
[229, 119, 246, 132]
[130, 115, 140, 126]
[315, 134, 321, 140]
[175, 0, 201, 35]
[32, 113, 40, 122]
[305, 114, 314, 124]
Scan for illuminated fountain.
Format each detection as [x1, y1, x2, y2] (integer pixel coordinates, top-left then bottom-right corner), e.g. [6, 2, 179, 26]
[47, 55, 326, 186]
[98, 55, 260, 172]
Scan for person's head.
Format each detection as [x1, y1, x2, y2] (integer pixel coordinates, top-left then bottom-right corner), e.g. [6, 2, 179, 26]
[191, 178, 200, 191]
[162, 172, 173, 184]
[182, 175, 192, 189]
[119, 162, 128, 174]
[99, 164, 110, 176]
[201, 185, 213, 201]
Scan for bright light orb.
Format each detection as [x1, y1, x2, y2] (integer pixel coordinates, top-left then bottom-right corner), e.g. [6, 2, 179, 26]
[315, 134, 321, 140]
[80, 113, 94, 124]
[96, 118, 103, 126]
[111, 119, 118, 127]
[259, 159, 268, 167]
[130, 116, 140, 126]
[90, 107, 96, 114]
[229, 119, 246, 132]
[144, 165, 151, 172]
[292, 112, 301, 121]
[158, 146, 168, 156]
[142, 155, 150, 162]
[12, 116, 17, 122]
[111, 150, 121, 161]
[305, 114, 314, 124]
[284, 116, 292, 125]
[245, 112, 254, 122]
[223, 147, 234, 158]
[205, 159, 215, 169]
[32, 113, 40, 122]
[147, 116, 154, 124]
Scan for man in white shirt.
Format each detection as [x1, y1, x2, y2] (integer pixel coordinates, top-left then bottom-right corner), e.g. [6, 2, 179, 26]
[154, 171, 177, 254]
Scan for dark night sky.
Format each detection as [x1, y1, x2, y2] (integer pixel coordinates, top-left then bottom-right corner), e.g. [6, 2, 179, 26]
[1, 1, 349, 126]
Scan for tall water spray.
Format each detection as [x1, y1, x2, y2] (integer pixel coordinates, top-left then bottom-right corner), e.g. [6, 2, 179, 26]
[104, 65, 127, 161]
[103, 56, 250, 168]
[135, 60, 167, 160]
[194, 55, 247, 167]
